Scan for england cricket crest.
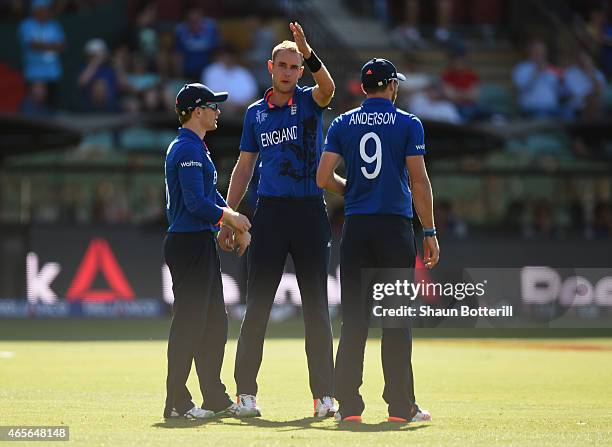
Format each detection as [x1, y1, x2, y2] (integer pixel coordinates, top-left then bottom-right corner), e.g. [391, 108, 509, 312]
[290, 104, 297, 115]
[256, 109, 268, 124]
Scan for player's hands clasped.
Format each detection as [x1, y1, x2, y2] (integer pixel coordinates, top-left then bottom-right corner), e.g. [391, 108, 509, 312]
[221, 208, 251, 234]
[217, 224, 251, 257]
[423, 236, 440, 269]
[217, 225, 234, 252]
[233, 230, 251, 258]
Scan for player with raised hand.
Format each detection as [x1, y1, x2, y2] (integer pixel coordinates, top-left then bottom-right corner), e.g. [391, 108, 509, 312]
[317, 58, 438, 423]
[218, 22, 337, 418]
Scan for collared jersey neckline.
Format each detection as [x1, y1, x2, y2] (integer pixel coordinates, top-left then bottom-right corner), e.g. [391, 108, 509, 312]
[264, 87, 295, 109]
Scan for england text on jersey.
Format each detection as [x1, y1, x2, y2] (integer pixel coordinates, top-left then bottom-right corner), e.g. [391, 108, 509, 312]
[260, 125, 299, 148]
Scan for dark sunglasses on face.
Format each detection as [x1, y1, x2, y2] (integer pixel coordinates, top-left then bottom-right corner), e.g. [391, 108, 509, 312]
[199, 102, 220, 111]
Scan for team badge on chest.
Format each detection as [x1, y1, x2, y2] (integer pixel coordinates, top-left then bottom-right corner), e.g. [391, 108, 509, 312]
[256, 109, 268, 124]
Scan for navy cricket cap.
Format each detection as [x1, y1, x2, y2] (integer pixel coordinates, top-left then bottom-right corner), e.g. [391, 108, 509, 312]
[175, 83, 228, 114]
[361, 58, 406, 88]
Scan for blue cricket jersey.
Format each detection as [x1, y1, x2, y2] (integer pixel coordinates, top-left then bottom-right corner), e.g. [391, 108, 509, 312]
[165, 127, 227, 232]
[240, 85, 325, 197]
[324, 98, 426, 218]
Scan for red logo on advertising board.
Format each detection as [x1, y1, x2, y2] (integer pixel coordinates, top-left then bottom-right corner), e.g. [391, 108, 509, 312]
[66, 238, 134, 302]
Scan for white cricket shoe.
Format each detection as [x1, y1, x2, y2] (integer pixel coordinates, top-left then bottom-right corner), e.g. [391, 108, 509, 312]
[166, 406, 216, 420]
[387, 404, 432, 423]
[411, 405, 432, 422]
[213, 402, 241, 417]
[235, 394, 261, 417]
[314, 396, 338, 417]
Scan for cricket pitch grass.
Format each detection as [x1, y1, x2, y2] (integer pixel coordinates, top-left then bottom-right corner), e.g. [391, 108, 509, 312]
[1, 320, 611, 446]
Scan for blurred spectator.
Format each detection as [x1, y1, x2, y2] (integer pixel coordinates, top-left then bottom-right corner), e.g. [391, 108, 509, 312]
[564, 50, 607, 120]
[201, 46, 258, 113]
[441, 47, 491, 121]
[584, 5, 612, 78]
[399, 59, 431, 95]
[124, 52, 163, 112]
[0, 63, 27, 112]
[245, 14, 277, 92]
[385, 0, 505, 46]
[391, 0, 453, 48]
[20, 81, 54, 117]
[77, 38, 125, 112]
[395, 59, 431, 114]
[512, 40, 565, 119]
[128, 1, 160, 70]
[407, 78, 462, 124]
[174, 6, 221, 79]
[585, 5, 607, 49]
[156, 29, 181, 79]
[18, 0, 65, 107]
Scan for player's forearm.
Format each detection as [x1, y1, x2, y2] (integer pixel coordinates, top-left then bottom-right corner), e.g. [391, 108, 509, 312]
[326, 174, 346, 196]
[312, 62, 335, 100]
[226, 160, 255, 209]
[316, 171, 345, 196]
[183, 192, 224, 224]
[412, 177, 435, 229]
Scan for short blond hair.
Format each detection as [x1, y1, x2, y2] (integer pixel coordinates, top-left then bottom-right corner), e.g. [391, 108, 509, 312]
[271, 40, 304, 64]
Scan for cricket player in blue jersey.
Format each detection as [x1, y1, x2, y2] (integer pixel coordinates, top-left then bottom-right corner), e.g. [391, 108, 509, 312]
[163, 83, 251, 419]
[317, 58, 439, 423]
[217, 23, 337, 417]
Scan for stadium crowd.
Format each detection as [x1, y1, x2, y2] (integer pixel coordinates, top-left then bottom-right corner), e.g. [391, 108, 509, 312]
[3, 0, 610, 121]
[4, 0, 273, 115]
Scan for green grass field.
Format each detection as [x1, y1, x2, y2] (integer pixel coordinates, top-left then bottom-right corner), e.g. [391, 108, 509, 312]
[1, 320, 612, 446]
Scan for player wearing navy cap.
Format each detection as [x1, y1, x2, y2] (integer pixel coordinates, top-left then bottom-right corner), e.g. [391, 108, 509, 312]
[217, 22, 337, 418]
[317, 58, 439, 423]
[163, 83, 251, 419]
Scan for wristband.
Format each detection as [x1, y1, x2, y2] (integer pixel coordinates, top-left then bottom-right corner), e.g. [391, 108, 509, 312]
[423, 228, 437, 237]
[304, 50, 322, 73]
[215, 209, 224, 227]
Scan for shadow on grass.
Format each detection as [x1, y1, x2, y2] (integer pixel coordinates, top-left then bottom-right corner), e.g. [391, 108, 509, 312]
[152, 418, 224, 429]
[221, 416, 431, 433]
